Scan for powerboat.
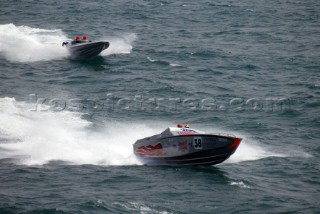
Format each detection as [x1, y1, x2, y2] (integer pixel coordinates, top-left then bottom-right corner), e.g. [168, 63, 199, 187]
[133, 125, 242, 166]
[62, 40, 109, 58]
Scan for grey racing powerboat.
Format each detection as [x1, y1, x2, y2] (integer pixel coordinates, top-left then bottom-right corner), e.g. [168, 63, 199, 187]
[62, 39, 109, 58]
[133, 125, 242, 166]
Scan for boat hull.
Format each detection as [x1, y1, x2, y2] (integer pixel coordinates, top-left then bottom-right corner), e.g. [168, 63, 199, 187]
[67, 41, 109, 58]
[134, 135, 242, 166]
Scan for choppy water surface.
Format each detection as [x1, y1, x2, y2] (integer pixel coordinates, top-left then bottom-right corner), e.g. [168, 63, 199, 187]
[0, 0, 319, 213]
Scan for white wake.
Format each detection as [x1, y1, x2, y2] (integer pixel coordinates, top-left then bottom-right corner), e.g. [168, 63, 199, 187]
[0, 97, 145, 165]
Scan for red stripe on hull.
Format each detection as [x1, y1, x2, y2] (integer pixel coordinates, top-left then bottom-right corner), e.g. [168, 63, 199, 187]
[227, 138, 242, 149]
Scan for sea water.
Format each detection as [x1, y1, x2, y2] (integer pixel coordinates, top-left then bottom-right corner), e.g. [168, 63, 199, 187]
[0, 0, 319, 213]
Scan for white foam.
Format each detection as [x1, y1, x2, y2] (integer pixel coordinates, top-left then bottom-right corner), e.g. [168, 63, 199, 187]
[147, 56, 157, 62]
[229, 181, 251, 189]
[113, 202, 170, 214]
[169, 63, 181, 67]
[100, 33, 136, 56]
[0, 97, 150, 165]
[0, 23, 69, 62]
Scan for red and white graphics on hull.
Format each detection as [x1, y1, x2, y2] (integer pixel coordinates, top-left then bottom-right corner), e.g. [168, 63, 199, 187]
[135, 143, 163, 156]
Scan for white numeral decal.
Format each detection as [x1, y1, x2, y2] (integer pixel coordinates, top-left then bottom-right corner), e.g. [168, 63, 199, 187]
[193, 137, 203, 149]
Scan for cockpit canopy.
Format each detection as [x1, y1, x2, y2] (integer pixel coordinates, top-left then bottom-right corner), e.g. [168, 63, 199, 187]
[160, 127, 204, 137]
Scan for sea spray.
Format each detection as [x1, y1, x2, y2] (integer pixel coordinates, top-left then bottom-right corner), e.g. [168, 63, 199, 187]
[100, 33, 137, 56]
[0, 97, 142, 165]
[0, 24, 69, 62]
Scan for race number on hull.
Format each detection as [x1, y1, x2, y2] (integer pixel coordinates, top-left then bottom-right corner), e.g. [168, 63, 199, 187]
[193, 137, 203, 149]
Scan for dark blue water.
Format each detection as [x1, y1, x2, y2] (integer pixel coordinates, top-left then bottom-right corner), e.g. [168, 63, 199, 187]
[1, 0, 319, 213]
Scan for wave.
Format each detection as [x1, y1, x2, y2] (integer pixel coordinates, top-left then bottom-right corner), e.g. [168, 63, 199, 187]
[0, 23, 135, 63]
[147, 56, 182, 67]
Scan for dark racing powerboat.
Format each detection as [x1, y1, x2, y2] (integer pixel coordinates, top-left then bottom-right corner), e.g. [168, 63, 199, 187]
[133, 125, 242, 166]
[62, 36, 109, 58]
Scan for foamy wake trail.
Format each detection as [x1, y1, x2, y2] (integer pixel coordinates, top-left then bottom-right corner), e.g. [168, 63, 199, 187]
[0, 97, 151, 165]
[0, 23, 69, 62]
[0, 23, 136, 62]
